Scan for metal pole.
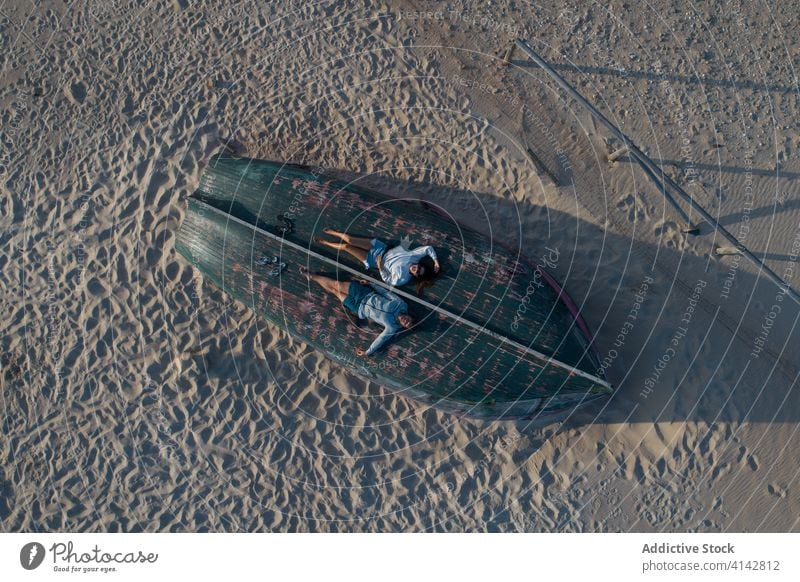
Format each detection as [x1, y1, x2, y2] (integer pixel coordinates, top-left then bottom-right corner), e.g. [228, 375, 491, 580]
[515, 39, 693, 229]
[515, 38, 800, 306]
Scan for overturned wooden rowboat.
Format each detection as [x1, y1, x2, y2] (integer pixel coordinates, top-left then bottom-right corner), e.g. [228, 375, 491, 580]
[175, 154, 612, 420]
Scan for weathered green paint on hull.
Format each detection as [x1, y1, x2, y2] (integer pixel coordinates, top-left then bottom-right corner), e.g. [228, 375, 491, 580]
[175, 155, 611, 419]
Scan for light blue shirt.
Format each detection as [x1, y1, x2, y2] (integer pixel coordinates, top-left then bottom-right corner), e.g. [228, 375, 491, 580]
[357, 284, 409, 356]
[379, 245, 437, 287]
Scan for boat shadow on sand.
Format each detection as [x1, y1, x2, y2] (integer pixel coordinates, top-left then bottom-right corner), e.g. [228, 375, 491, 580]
[155, 164, 800, 429]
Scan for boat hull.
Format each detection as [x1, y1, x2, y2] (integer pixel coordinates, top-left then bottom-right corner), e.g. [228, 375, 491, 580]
[175, 155, 611, 420]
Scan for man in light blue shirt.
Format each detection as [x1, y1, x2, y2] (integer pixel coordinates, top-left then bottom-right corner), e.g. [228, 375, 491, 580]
[300, 267, 413, 356]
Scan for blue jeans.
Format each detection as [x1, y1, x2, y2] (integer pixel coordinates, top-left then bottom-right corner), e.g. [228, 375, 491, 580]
[343, 281, 372, 314]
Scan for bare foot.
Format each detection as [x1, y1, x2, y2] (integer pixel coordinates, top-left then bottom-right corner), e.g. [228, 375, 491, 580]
[317, 238, 341, 249]
[323, 227, 347, 241]
[299, 265, 311, 279]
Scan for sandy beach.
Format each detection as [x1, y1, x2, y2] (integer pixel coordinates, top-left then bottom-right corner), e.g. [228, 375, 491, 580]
[1, 0, 798, 532]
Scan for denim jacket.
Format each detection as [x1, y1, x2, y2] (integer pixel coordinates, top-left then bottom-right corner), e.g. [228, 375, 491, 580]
[357, 284, 409, 356]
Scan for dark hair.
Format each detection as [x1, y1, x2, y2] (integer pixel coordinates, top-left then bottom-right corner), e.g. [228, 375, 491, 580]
[413, 256, 439, 295]
[397, 312, 414, 328]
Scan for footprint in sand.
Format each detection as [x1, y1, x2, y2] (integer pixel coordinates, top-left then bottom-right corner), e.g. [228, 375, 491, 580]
[654, 220, 684, 248]
[616, 193, 649, 224]
[1, 351, 24, 380]
[66, 80, 87, 105]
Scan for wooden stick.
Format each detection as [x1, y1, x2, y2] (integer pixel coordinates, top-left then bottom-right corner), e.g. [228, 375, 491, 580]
[502, 43, 515, 66]
[715, 246, 742, 256]
[607, 146, 629, 163]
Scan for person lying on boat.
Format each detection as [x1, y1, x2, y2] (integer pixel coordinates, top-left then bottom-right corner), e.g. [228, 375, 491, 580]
[299, 266, 413, 356]
[317, 228, 440, 294]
